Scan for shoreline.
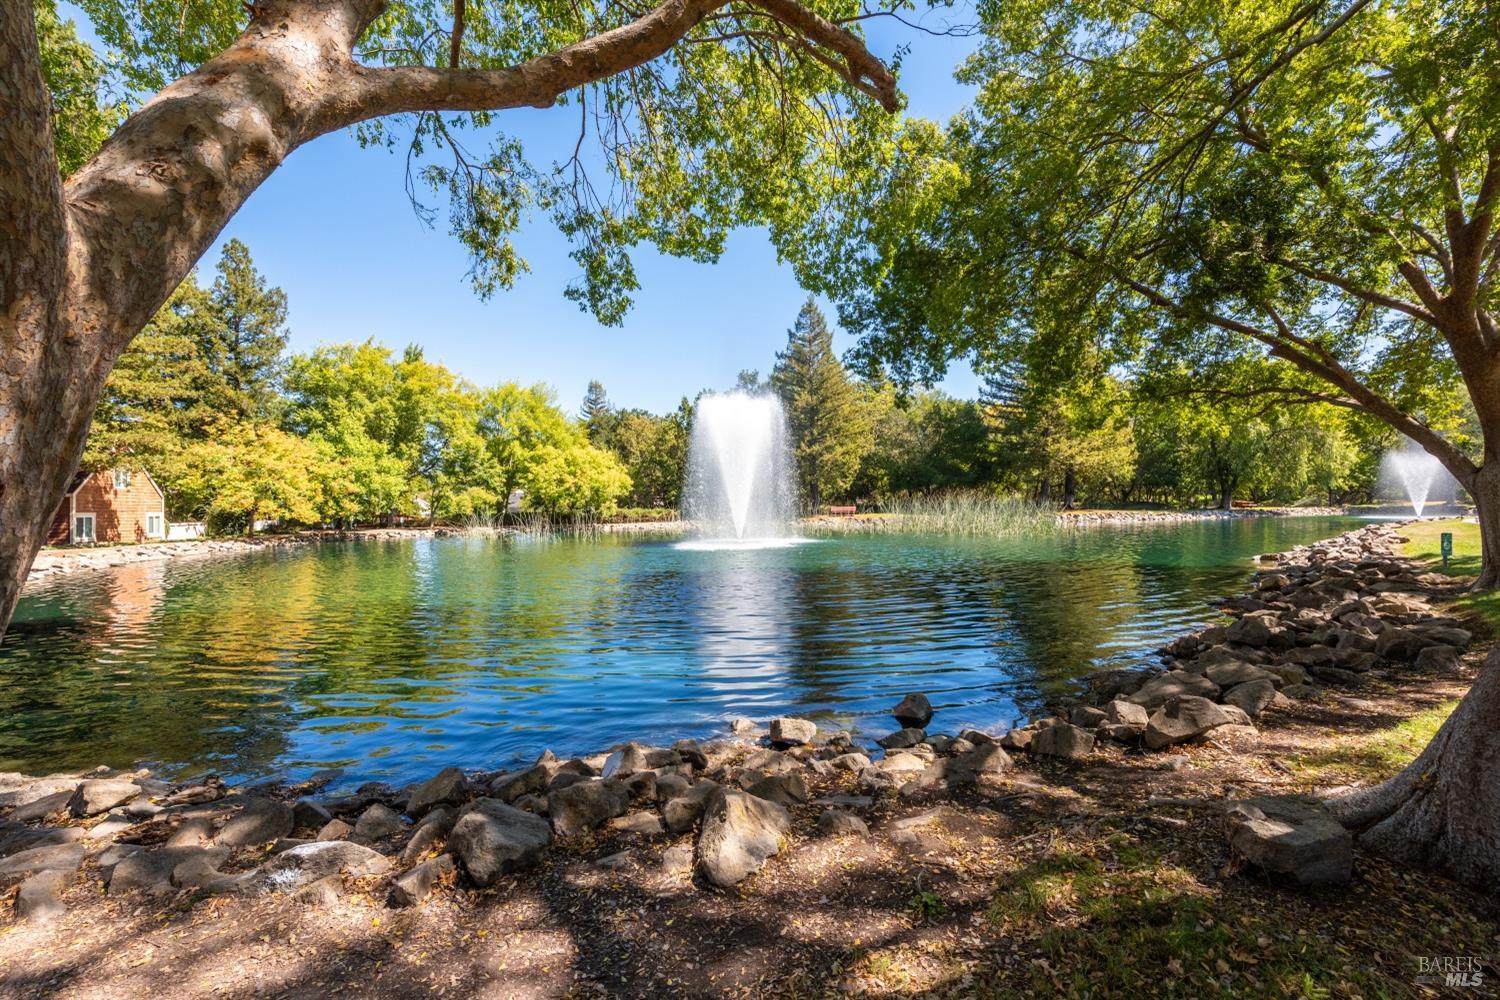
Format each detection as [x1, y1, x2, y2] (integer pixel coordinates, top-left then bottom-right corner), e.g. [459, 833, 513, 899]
[0, 518, 1491, 995]
[22, 505, 1357, 590]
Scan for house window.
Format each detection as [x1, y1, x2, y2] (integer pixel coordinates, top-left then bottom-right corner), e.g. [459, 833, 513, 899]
[113, 469, 132, 489]
[73, 513, 96, 544]
[146, 514, 164, 538]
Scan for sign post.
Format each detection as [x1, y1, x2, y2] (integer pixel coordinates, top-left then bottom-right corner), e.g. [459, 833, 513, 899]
[1441, 531, 1454, 568]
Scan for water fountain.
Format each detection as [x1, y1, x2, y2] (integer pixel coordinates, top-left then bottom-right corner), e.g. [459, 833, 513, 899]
[678, 391, 800, 548]
[1378, 443, 1450, 518]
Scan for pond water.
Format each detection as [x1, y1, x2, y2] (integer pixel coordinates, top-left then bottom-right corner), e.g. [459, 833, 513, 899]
[0, 516, 1359, 787]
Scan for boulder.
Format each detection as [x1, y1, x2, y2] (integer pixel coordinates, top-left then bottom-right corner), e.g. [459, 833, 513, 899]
[654, 772, 691, 803]
[1069, 706, 1107, 729]
[354, 803, 404, 841]
[671, 739, 710, 771]
[399, 807, 455, 864]
[745, 772, 809, 808]
[1415, 645, 1462, 674]
[998, 729, 1033, 751]
[292, 799, 333, 831]
[1374, 628, 1427, 661]
[11, 790, 74, 823]
[660, 844, 694, 875]
[67, 779, 140, 819]
[891, 693, 934, 728]
[947, 743, 1013, 782]
[0, 842, 85, 880]
[262, 841, 390, 890]
[1222, 679, 1276, 719]
[829, 752, 872, 773]
[1223, 796, 1352, 885]
[1144, 695, 1232, 750]
[957, 729, 996, 746]
[447, 798, 552, 885]
[548, 779, 629, 838]
[695, 788, 790, 887]
[1262, 663, 1309, 688]
[1204, 661, 1275, 689]
[1128, 670, 1220, 710]
[663, 780, 720, 834]
[1031, 723, 1095, 760]
[817, 809, 869, 837]
[214, 797, 294, 847]
[490, 762, 554, 803]
[876, 727, 926, 750]
[14, 869, 68, 921]
[607, 811, 666, 840]
[1226, 616, 1272, 647]
[317, 818, 353, 841]
[769, 717, 818, 746]
[390, 854, 454, 907]
[601, 743, 651, 778]
[406, 767, 469, 817]
[1104, 699, 1149, 730]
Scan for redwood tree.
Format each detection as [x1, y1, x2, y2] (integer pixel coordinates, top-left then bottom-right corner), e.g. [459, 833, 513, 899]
[0, 0, 901, 634]
[803, 0, 1500, 885]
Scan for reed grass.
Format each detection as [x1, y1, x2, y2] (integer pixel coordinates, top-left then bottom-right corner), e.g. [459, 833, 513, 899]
[806, 491, 1055, 537]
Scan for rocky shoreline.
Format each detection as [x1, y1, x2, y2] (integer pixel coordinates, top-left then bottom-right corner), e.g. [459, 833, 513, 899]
[0, 520, 1476, 925]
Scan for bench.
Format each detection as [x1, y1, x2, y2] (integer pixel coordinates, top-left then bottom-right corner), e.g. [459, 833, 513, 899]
[827, 505, 857, 516]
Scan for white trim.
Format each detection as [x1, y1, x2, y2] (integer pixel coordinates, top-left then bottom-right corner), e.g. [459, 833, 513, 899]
[73, 512, 96, 544]
[68, 491, 76, 542]
[138, 468, 166, 503]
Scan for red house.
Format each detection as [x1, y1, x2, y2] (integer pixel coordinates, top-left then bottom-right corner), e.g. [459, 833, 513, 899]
[46, 468, 167, 545]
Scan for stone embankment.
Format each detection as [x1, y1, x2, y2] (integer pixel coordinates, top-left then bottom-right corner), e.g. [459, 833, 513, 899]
[24, 527, 461, 589]
[0, 522, 1472, 923]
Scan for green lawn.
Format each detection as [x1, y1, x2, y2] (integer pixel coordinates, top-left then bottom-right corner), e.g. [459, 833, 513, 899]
[1399, 518, 1500, 628]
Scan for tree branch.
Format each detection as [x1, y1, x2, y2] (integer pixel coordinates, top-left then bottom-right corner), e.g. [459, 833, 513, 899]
[341, 0, 898, 127]
[1270, 256, 1437, 326]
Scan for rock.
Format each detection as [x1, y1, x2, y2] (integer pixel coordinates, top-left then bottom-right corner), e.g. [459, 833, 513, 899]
[1416, 645, 1462, 674]
[602, 743, 651, 778]
[1374, 628, 1427, 661]
[490, 762, 554, 803]
[729, 717, 760, 736]
[663, 780, 720, 834]
[660, 844, 694, 875]
[623, 771, 657, 802]
[446, 799, 551, 886]
[695, 788, 790, 887]
[317, 818, 353, 841]
[292, 799, 333, 831]
[0, 842, 85, 880]
[654, 772, 691, 803]
[1226, 616, 1273, 647]
[400, 808, 455, 864]
[1128, 670, 1220, 709]
[14, 869, 68, 921]
[215, 797, 294, 847]
[607, 811, 665, 840]
[1104, 699, 1149, 730]
[817, 809, 869, 837]
[998, 729, 1033, 751]
[1069, 706, 1107, 729]
[12, 790, 74, 823]
[292, 874, 343, 907]
[548, 779, 629, 838]
[406, 767, 469, 817]
[1144, 695, 1233, 750]
[1418, 625, 1473, 649]
[1222, 679, 1277, 719]
[67, 779, 140, 818]
[1281, 683, 1319, 700]
[829, 753, 872, 772]
[947, 743, 1013, 782]
[745, 772, 809, 808]
[769, 717, 817, 746]
[390, 854, 454, 907]
[1223, 796, 1352, 885]
[263, 841, 391, 891]
[109, 846, 226, 895]
[1031, 723, 1095, 760]
[876, 752, 928, 774]
[1307, 665, 1363, 687]
[548, 772, 586, 794]
[0, 825, 84, 859]
[876, 727, 926, 750]
[354, 803, 404, 841]
[1204, 661, 1276, 689]
[172, 849, 234, 889]
[1262, 663, 1309, 687]
[891, 692, 934, 728]
[958, 729, 996, 746]
[671, 739, 710, 771]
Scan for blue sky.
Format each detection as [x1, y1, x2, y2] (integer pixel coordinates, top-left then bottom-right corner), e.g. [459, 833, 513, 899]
[65, 6, 982, 415]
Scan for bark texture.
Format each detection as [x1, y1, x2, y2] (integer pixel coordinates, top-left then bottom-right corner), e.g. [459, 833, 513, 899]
[0, 0, 897, 639]
[1328, 647, 1500, 890]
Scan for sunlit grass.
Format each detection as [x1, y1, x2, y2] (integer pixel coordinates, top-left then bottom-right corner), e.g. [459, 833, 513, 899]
[1399, 518, 1500, 628]
[1286, 700, 1458, 783]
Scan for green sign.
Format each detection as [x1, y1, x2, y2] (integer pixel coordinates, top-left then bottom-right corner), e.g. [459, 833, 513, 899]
[1441, 532, 1454, 565]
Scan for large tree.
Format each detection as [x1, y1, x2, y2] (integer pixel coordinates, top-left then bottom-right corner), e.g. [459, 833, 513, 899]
[808, 0, 1500, 889]
[771, 298, 873, 508]
[0, 0, 901, 636]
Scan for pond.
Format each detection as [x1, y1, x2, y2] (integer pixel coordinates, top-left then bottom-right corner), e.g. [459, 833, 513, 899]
[0, 516, 1359, 787]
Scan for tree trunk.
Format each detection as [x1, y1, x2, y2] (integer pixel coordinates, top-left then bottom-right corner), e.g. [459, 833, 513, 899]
[1062, 464, 1077, 510]
[1218, 478, 1234, 510]
[1468, 460, 1500, 589]
[1328, 647, 1500, 890]
[1037, 473, 1051, 504]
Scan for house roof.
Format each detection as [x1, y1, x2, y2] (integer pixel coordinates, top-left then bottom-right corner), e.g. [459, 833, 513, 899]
[65, 467, 165, 501]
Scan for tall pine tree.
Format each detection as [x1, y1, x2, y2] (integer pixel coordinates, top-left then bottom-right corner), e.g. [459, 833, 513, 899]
[771, 299, 871, 510]
[580, 380, 616, 445]
[202, 239, 290, 421]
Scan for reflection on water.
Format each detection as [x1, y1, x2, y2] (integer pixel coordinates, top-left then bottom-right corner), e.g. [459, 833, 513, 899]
[0, 517, 1359, 786]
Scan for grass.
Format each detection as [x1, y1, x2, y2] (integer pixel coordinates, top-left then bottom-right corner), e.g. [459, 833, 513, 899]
[1399, 518, 1500, 628]
[808, 491, 1056, 537]
[974, 827, 1490, 998]
[1286, 700, 1458, 783]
